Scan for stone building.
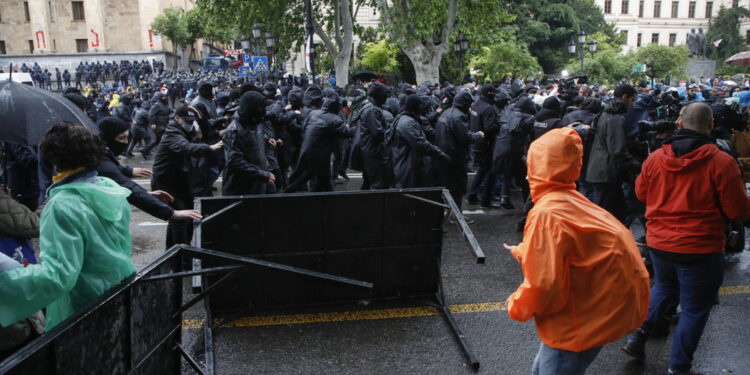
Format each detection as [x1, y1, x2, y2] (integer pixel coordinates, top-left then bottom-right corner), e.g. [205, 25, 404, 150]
[594, 0, 750, 52]
[0, 0, 193, 57]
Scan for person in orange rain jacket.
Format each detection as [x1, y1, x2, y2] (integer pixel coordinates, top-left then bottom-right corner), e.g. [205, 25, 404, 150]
[504, 128, 650, 375]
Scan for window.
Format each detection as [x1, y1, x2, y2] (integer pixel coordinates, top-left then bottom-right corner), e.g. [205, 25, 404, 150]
[654, 1, 662, 18]
[72, 1, 85, 21]
[671, 1, 678, 18]
[24, 2, 30, 22]
[688, 2, 696, 18]
[669, 33, 677, 47]
[75, 38, 88, 52]
[637, 33, 642, 47]
[28, 40, 34, 53]
[706, 2, 713, 18]
[48, 1, 54, 22]
[0, 41, 6, 55]
[652, 33, 659, 44]
[639, 0, 644, 17]
[621, 30, 629, 44]
[622, 0, 630, 14]
[52, 39, 56, 51]
[604, 0, 612, 14]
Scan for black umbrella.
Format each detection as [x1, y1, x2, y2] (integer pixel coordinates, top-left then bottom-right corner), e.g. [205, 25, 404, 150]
[351, 71, 378, 82]
[0, 80, 97, 146]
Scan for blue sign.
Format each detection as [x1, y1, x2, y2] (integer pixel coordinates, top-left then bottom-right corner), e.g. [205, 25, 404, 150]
[243, 54, 252, 64]
[252, 56, 269, 72]
[238, 66, 252, 77]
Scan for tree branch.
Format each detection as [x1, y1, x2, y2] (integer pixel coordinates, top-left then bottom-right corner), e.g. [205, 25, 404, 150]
[334, 0, 343, 47]
[439, 0, 458, 49]
[312, 17, 339, 56]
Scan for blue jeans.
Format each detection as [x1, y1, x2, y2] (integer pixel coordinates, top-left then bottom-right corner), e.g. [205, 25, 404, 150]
[532, 343, 602, 375]
[640, 248, 725, 372]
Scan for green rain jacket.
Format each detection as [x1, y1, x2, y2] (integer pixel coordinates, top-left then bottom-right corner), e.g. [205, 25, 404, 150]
[0, 171, 135, 330]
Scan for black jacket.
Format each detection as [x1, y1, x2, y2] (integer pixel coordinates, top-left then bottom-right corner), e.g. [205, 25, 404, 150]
[358, 100, 388, 156]
[151, 120, 212, 199]
[98, 147, 173, 221]
[133, 107, 149, 128]
[148, 100, 171, 130]
[391, 113, 449, 188]
[222, 118, 271, 196]
[586, 98, 641, 184]
[112, 104, 133, 124]
[469, 95, 498, 154]
[297, 99, 352, 175]
[532, 108, 564, 141]
[435, 94, 483, 169]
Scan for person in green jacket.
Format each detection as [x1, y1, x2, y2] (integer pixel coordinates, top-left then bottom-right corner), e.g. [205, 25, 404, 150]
[0, 122, 135, 330]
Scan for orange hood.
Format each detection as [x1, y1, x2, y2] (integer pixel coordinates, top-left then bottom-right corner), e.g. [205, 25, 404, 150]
[527, 128, 582, 203]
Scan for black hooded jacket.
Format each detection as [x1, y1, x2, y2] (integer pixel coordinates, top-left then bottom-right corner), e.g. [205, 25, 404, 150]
[391, 110, 450, 188]
[469, 87, 498, 154]
[435, 91, 483, 168]
[151, 120, 212, 199]
[531, 97, 564, 141]
[149, 93, 171, 130]
[296, 93, 352, 175]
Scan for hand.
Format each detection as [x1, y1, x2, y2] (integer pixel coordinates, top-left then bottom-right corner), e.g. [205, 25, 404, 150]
[268, 173, 276, 184]
[218, 129, 227, 136]
[503, 243, 516, 251]
[171, 209, 202, 221]
[285, 104, 293, 110]
[267, 138, 277, 147]
[210, 141, 223, 151]
[149, 190, 174, 203]
[132, 168, 152, 178]
[477, 131, 485, 138]
[151, 124, 156, 130]
[436, 107, 443, 113]
[276, 139, 283, 146]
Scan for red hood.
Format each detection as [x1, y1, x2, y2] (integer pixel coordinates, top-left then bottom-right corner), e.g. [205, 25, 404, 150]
[656, 144, 719, 174]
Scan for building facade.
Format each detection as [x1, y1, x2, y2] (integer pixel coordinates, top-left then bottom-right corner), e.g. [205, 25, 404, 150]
[0, 0, 193, 56]
[595, 0, 750, 52]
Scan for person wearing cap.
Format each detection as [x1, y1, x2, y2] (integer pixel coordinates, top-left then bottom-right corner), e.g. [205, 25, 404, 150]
[96, 116, 202, 226]
[152, 106, 223, 248]
[222, 91, 276, 196]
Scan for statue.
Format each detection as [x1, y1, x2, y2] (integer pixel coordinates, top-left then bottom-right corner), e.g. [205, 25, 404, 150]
[688, 28, 708, 58]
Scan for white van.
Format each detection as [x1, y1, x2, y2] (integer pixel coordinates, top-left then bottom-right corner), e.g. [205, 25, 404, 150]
[0, 72, 36, 87]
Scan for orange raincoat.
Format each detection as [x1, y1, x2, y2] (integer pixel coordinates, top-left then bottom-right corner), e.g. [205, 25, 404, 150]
[507, 128, 650, 352]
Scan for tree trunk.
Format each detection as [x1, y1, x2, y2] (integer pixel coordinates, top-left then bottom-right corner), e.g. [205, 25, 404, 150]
[402, 43, 445, 84]
[334, 51, 351, 88]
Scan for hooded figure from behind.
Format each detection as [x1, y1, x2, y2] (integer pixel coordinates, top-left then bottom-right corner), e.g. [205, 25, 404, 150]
[390, 95, 451, 188]
[506, 128, 649, 374]
[493, 95, 535, 209]
[285, 89, 353, 192]
[434, 90, 485, 209]
[222, 91, 275, 196]
[357, 82, 392, 189]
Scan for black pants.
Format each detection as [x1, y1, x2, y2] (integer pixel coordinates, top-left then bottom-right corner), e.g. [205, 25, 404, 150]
[590, 182, 627, 223]
[285, 169, 333, 193]
[468, 152, 496, 204]
[141, 127, 165, 155]
[166, 196, 193, 248]
[126, 125, 149, 155]
[362, 153, 389, 189]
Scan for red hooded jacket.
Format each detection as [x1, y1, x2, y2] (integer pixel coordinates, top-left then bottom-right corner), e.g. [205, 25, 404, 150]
[636, 142, 750, 254]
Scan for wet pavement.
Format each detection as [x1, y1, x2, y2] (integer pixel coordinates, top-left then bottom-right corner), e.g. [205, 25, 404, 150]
[122, 154, 750, 375]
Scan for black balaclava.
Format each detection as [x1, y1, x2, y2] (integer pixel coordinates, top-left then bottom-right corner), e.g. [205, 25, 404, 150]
[452, 90, 474, 113]
[368, 82, 390, 106]
[480, 84, 497, 103]
[198, 81, 214, 99]
[322, 88, 342, 114]
[494, 90, 511, 109]
[287, 88, 304, 110]
[239, 91, 270, 125]
[98, 117, 130, 156]
[404, 94, 423, 116]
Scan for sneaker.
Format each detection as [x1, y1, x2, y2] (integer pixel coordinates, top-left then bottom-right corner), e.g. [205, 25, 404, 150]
[621, 328, 648, 361]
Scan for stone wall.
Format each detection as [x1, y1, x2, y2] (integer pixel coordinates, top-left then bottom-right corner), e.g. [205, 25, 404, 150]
[0, 51, 176, 73]
[102, 0, 143, 52]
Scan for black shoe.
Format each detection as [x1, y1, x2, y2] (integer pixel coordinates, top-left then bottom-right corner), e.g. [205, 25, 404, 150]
[467, 195, 479, 204]
[449, 217, 475, 225]
[481, 201, 502, 208]
[621, 328, 648, 361]
[499, 197, 515, 210]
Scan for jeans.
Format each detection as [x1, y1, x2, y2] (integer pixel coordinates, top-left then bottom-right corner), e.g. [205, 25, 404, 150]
[532, 343, 602, 375]
[639, 248, 724, 373]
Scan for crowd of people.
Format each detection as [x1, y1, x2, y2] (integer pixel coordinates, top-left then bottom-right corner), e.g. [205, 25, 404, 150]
[1, 64, 750, 374]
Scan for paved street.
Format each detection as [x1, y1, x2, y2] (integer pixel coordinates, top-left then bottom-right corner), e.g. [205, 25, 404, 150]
[122, 155, 750, 375]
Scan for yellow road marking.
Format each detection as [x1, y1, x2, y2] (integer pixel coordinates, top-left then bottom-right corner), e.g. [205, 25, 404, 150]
[182, 285, 748, 329]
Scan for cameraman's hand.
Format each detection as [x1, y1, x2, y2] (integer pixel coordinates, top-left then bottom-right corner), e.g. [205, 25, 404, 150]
[171, 210, 202, 221]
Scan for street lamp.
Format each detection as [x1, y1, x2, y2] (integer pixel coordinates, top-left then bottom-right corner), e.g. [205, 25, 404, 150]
[569, 31, 597, 74]
[240, 35, 251, 51]
[265, 32, 276, 70]
[454, 33, 469, 83]
[252, 23, 262, 39]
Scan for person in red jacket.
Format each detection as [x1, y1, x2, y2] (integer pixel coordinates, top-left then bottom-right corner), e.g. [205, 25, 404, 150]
[622, 102, 750, 375]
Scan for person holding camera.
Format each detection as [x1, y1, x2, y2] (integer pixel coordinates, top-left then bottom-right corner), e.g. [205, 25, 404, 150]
[621, 102, 750, 375]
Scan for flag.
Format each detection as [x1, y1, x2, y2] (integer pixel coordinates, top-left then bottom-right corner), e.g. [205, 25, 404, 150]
[713, 39, 723, 47]
[305, 34, 314, 73]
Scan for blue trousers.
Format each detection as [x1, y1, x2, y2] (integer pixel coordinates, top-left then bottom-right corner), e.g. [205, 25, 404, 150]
[532, 343, 602, 375]
[640, 248, 724, 372]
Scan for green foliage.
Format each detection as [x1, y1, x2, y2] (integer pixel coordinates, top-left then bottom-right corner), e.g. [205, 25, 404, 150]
[506, 0, 611, 74]
[630, 44, 689, 80]
[706, 6, 750, 74]
[469, 40, 541, 79]
[151, 8, 194, 52]
[359, 40, 400, 73]
[565, 32, 631, 85]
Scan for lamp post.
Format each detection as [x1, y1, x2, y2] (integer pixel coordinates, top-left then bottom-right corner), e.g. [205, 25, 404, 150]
[568, 31, 597, 74]
[454, 33, 469, 83]
[265, 32, 276, 72]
